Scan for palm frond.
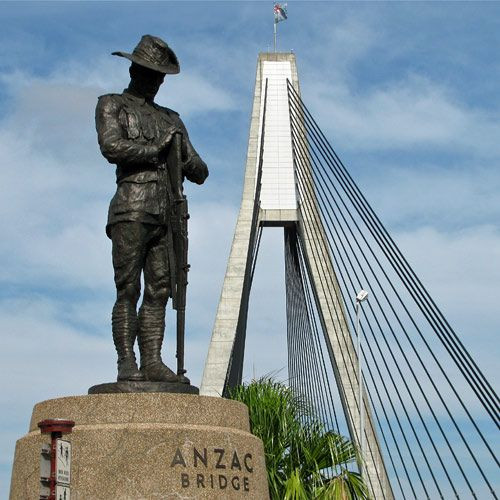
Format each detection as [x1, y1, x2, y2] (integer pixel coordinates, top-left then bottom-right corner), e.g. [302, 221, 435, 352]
[229, 377, 369, 500]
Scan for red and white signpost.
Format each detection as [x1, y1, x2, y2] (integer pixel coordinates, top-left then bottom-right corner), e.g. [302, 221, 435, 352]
[38, 419, 75, 500]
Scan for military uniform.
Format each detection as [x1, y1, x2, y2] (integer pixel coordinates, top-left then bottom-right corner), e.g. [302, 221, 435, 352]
[95, 35, 208, 383]
[96, 90, 207, 233]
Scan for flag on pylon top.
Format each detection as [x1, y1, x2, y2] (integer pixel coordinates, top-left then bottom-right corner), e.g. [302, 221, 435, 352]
[274, 3, 288, 23]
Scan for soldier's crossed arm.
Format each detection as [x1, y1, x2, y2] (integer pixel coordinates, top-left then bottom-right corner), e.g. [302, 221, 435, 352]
[95, 95, 160, 166]
[176, 117, 209, 185]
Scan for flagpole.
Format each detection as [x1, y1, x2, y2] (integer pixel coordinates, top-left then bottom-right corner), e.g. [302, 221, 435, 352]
[274, 20, 277, 52]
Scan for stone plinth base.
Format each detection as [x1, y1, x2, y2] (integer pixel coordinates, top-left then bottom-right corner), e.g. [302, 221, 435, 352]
[10, 393, 269, 499]
[88, 380, 199, 394]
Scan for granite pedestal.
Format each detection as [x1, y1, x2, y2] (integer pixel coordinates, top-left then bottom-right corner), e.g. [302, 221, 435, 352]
[88, 380, 200, 394]
[10, 393, 270, 499]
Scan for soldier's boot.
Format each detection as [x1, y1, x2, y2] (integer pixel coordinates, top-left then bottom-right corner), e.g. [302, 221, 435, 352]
[138, 304, 178, 383]
[112, 302, 145, 382]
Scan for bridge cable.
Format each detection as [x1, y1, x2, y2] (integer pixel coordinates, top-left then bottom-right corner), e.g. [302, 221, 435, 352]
[287, 86, 499, 490]
[290, 117, 426, 498]
[287, 81, 498, 498]
[292, 116, 471, 498]
[287, 83, 499, 448]
[285, 227, 340, 432]
[287, 81, 499, 428]
[287, 118, 395, 497]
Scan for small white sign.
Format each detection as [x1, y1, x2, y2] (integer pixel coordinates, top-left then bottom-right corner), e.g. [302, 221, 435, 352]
[40, 443, 51, 481]
[55, 439, 71, 485]
[56, 484, 70, 500]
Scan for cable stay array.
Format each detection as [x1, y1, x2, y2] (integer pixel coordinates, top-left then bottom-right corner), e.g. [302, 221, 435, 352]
[283, 79, 499, 499]
[219, 72, 498, 498]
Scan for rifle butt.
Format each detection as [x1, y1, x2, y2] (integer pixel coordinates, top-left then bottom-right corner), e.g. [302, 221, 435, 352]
[176, 308, 186, 376]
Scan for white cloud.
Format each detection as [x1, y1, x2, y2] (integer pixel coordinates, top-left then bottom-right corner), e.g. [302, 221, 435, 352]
[1, 9, 498, 496]
[305, 73, 500, 156]
[0, 126, 112, 288]
[396, 224, 500, 342]
[0, 297, 114, 481]
[160, 70, 237, 117]
[361, 163, 500, 229]
[0, 64, 240, 500]
[316, 15, 380, 68]
[0, 56, 240, 291]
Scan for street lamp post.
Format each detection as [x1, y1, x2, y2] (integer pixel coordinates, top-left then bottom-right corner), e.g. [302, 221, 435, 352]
[356, 289, 369, 477]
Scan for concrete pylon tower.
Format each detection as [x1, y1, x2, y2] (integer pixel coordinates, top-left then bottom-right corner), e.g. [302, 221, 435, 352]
[201, 53, 393, 499]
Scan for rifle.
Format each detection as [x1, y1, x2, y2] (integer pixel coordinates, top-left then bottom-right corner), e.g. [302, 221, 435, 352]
[166, 133, 190, 379]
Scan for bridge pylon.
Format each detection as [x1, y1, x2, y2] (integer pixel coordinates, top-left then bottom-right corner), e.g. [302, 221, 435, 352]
[201, 52, 394, 499]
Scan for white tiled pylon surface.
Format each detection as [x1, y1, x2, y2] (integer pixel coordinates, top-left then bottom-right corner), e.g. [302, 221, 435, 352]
[258, 61, 297, 210]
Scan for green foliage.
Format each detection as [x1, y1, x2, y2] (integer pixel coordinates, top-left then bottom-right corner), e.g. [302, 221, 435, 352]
[229, 377, 369, 500]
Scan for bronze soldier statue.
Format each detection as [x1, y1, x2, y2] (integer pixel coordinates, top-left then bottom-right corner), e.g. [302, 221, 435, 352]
[95, 35, 208, 384]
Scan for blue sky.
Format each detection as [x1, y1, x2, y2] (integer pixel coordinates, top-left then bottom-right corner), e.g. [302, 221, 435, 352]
[1, 1, 499, 496]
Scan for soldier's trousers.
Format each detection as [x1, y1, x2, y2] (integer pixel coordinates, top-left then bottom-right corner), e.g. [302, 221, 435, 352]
[111, 221, 171, 306]
[109, 221, 171, 364]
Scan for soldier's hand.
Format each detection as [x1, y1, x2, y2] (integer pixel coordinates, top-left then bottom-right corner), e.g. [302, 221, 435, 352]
[157, 126, 181, 152]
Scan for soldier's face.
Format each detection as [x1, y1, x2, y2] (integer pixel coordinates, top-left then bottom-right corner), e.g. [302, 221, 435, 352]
[130, 64, 165, 100]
